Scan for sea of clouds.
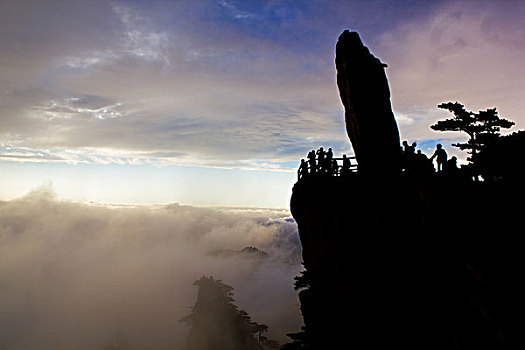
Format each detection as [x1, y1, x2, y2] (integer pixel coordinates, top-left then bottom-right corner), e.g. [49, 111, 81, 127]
[0, 188, 303, 349]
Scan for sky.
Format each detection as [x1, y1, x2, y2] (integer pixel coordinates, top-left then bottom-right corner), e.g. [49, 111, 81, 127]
[1, 0, 525, 208]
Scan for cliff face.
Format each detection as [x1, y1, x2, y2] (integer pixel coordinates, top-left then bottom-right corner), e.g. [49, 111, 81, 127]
[288, 30, 524, 350]
[291, 175, 523, 349]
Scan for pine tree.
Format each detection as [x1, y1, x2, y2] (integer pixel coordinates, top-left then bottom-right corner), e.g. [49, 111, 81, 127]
[432, 102, 514, 169]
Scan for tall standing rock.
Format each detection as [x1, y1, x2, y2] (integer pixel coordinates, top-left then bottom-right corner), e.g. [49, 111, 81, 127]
[336, 30, 401, 174]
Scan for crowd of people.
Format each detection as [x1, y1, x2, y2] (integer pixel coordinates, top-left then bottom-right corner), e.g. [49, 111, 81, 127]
[297, 142, 459, 180]
[298, 147, 356, 179]
[400, 141, 458, 176]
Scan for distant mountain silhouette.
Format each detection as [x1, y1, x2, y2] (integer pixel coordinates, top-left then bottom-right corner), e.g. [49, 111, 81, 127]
[284, 31, 525, 350]
[182, 276, 279, 350]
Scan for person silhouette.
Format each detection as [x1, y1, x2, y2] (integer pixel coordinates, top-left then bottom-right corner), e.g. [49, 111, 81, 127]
[317, 147, 325, 173]
[341, 154, 351, 176]
[402, 141, 410, 153]
[413, 150, 433, 175]
[401, 141, 415, 171]
[407, 142, 417, 171]
[326, 148, 333, 168]
[298, 159, 308, 179]
[446, 156, 458, 176]
[331, 159, 338, 175]
[430, 144, 447, 172]
[307, 150, 316, 174]
[324, 148, 333, 174]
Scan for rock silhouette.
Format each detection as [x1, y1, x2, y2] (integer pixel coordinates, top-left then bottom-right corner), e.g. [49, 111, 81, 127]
[335, 30, 401, 175]
[286, 30, 525, 350]
[181, 276, 278, 350]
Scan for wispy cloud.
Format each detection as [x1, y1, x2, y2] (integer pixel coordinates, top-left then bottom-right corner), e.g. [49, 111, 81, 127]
[1, 0, 524, 169]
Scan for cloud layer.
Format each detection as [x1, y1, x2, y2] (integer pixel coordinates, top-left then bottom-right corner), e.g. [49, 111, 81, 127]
[379, 0, 525, 148]
[0, 188, 302, 349]
[0, 0, 349, 168]
[2, 0, 525, 166]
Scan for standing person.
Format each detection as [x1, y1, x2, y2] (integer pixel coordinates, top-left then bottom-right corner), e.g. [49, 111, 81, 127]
[331, 159, 339, 176]
[446, 156, 459, 176]
[430, 144, 447, 172]
[402, 141, 410, 153]
[401, 141, 414, 170]
[316, 147, 325, 173]
[307, 150, 316, 174]
[341, 154, 351, 176]
[298, 159, 308, 179]
[326, 148, 334, 174]
[416, 150, 433, 174]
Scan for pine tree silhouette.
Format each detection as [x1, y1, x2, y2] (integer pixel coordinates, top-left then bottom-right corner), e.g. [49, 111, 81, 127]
[432, 102, 514, 177]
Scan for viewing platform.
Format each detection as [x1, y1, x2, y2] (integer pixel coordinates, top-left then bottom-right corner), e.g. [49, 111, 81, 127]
[297, 147, 357, 180]
[297, 144, 465, 181]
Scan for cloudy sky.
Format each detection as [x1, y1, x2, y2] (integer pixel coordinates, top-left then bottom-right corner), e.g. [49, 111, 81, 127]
[1, 0, 525, 207]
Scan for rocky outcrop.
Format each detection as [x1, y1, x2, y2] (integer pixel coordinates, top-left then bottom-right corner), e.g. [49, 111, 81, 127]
[336, 30, 401, 175]
[287, 30, 525, 350]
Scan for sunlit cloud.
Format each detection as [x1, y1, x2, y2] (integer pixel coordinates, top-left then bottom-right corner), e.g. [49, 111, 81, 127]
[378, 0, 525, 146]
[0, 0, 351, 171]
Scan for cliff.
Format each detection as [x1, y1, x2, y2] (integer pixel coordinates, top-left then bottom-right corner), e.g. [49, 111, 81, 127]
[291, 174, 523, 349]
[288, 31, 525, 350]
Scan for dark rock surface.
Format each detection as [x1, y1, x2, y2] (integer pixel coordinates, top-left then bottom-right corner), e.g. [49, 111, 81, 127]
[290, 174, 523, 349]
[335, 30, 401, 175]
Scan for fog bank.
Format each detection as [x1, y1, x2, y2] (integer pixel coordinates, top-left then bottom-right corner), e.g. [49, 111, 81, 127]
[0, 188, 302, 349]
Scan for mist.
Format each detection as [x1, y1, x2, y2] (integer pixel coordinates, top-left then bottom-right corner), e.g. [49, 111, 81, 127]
[0, 187, 302, 349]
